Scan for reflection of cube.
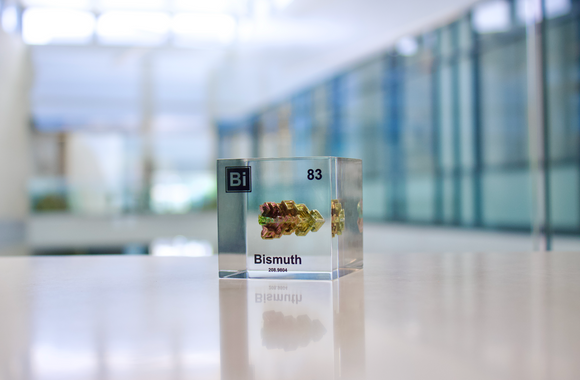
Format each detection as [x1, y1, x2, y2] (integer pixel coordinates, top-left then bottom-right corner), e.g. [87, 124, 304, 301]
[218, 157, 363, 280]
[261, 311, 327, 351]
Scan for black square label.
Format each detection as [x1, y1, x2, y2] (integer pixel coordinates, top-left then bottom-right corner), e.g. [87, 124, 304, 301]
[226, 166, 252, 193]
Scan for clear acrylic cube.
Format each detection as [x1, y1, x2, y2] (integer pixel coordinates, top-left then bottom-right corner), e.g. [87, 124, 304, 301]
[217, 157, 363, 280]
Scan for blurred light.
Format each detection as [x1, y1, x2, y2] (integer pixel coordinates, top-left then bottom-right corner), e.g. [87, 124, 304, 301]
[33, 344, 96, 376]
[515, 0, 569, 23]
[545, 0, 571, 18]
[21, 0, 92, 9]
[22, 8, 95, 45]
[151, 183, 191, 213]
[99, 0, 166, 11]
[172, 13, 236, 45]
[151, 236, 213, 257]
[396, 37, 418, 56]
[173, 0, 233, 13]
[273, 0, 294, 10]
[472, 0, 510, 34]
[1, 5, 19, 34]
[97, 11, 169, 45]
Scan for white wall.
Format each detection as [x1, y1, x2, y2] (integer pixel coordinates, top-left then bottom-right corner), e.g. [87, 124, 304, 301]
[0, 29, 31, 247]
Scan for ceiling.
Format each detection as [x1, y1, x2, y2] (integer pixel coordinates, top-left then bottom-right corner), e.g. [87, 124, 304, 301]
[18, 0, 481, 120]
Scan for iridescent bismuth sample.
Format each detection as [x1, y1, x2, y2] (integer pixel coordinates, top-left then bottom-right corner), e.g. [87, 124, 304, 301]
[331, 199, 345, 238]
[258, 200, 325, 239]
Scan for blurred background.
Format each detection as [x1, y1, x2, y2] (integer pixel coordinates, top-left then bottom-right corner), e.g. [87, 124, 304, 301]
[0, 0, 578, 256]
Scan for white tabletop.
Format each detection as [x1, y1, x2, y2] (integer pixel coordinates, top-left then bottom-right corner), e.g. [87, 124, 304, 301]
[0, 252, 578, 380]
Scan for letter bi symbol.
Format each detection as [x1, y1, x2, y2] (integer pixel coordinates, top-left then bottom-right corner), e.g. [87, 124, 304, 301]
[226, 167, 252, 192]
[230, 172, 245, 186]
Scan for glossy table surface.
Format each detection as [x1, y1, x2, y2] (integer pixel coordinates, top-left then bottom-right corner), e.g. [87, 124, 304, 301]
[0, 252, 579, 380]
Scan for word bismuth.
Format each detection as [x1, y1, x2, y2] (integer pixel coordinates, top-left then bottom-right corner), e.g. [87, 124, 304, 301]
[217, 157, 363, 280]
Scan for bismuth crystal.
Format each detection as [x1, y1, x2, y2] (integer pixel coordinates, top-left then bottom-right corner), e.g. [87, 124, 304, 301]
[259, 200, 325, 239]
[331, 199, 345, 237]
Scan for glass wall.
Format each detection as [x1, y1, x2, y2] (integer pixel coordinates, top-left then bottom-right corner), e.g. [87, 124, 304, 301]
[544, 0, 580, 248]
[217, 0, 580, 240]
